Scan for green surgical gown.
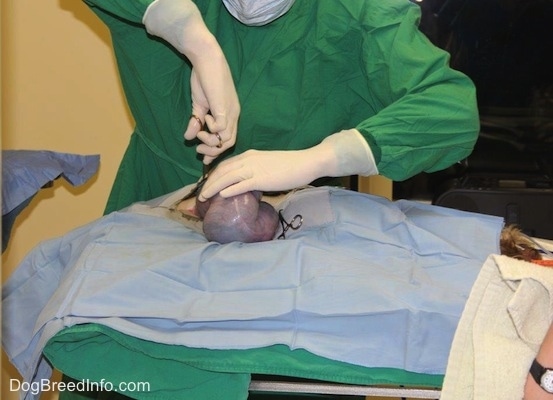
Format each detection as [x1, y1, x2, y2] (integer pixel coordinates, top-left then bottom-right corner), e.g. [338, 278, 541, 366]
[83, 0, 479, 213]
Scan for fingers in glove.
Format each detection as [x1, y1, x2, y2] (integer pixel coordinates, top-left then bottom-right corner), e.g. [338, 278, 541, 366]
[195, 142, 227, 166]
[199, 155, 253, 200]
[205, 114, 237, 147]
[197, 113, 237, 162]
[205, 113, 237, 138]
[195, 128, 235, 163]
[196, 130, 224, 149]
[184, 112, 205, 141]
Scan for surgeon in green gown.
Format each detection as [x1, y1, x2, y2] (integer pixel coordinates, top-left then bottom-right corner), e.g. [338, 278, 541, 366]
[58, 0, 479, 398]
[83, 0, 479, 214]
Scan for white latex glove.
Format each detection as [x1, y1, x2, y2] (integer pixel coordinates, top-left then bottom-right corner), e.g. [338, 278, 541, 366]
[143, 0, 240, 165]
[199, 129, 378, 200]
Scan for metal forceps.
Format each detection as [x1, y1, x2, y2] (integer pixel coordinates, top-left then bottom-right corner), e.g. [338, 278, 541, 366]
[277, 210, 303, 239]
[179, 163, 211, 201]
[179, 115, 216, 202]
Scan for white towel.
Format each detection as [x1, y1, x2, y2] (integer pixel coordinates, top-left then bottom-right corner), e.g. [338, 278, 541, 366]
[441, 254, 553, 399]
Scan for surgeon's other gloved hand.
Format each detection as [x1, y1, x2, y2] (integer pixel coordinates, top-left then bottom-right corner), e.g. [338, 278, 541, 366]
[199, 129, 378, 201]
[143, 0, 240, 165]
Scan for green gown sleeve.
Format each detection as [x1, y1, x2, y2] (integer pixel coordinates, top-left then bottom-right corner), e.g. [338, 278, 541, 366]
[354, 1, 479, 180]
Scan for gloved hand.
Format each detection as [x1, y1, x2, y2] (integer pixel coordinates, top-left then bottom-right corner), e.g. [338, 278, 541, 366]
[184, 56, 240, 165]
[199, 129, 378, 200]
[143, 0, 240, 165]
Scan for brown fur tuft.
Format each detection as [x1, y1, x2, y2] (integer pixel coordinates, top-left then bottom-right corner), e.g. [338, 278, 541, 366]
[500, 225, 542, 262]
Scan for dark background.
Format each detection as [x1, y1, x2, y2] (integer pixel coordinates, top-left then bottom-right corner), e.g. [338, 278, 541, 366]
[395, 0, 553, 202]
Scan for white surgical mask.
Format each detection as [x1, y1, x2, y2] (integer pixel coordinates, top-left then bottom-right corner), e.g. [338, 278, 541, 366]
[222, 0, 295, 26]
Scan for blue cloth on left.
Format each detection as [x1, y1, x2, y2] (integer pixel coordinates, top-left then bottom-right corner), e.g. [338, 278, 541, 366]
[2, 150, 100, 215]
[1, 150, 100, 252]
[2, 186, 504, 400]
